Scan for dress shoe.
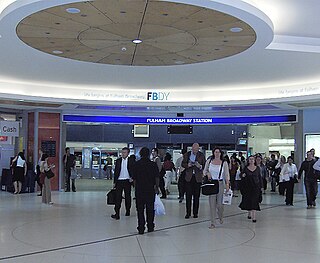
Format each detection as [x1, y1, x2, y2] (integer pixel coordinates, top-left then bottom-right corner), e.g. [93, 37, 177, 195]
[179, 198, 183, 203]
[209, 224, 215, 229]
[193, 215, 198, 218]
[65, 190, 70, 192]
[160, 196, 167, 199]
[125, 211, 130, 216]
[247, 216, 252, 219]
[252, 219, 257, 223]
[111, 214, 120, 220]
[147, 229, 154, 233]
[138, 231, 144, 235]
[185, 215, 190, 219]
[72, 189, 76, 192]
[37, 193, 42, 196]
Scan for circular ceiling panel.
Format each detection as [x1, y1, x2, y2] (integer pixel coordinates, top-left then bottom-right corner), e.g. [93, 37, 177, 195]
[16, 0, 256, 66]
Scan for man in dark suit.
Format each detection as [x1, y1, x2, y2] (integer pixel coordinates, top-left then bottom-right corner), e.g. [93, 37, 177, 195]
[132, 147, 159, 234]
[182, 143, 205, 219]
[111, 147, 135, 220]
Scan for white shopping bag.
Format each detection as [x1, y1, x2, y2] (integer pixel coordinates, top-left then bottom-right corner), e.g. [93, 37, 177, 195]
[222, 189, 233, 205]
[154, 194, 166, 216]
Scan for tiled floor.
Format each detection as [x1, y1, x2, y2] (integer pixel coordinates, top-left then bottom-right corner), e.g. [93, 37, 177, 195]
[0, 190, 319, 262]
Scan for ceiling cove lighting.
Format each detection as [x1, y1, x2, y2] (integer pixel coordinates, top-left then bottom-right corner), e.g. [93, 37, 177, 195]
[132, 39, 143, 44]
[230, 27, 243, 33]
[66, 8, 81, 14]
[52, 50, 63, 54]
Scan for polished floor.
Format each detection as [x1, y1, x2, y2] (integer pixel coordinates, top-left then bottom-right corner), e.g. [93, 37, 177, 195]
[0, 189, 319, 263]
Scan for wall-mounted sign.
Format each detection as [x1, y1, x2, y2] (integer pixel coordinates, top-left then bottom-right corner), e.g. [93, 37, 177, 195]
[41, 141, 56, 157]
[63, 115, 297, 125]
[0, 121, 19, 137]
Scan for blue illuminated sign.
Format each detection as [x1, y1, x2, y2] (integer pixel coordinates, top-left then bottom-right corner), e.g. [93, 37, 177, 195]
[63, 115, 296, 124]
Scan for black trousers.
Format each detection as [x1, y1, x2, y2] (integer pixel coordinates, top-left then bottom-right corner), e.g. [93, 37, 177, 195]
[185, 176, 201, 216]
[279, 182, 285, 195]
[65, 169, 76, 191]
[284, 179, 294, 205]
[159, 176, 166, 197]
[178, 171, 186, 198]
[115, 180, 132, 215]
[136, 193, 155, 232]
[305, 179, 318, 206]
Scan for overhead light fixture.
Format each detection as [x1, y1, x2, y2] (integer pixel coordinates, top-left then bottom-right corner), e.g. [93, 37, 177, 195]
[175, 61, 184, 64]
[132, 39, 142, 44]
[66, 8, 81, 14]
[121, 47, 127, 51]
[230, 27, 243, 33]
[18, 99, 24, 102]
[52, 50, 63, 54]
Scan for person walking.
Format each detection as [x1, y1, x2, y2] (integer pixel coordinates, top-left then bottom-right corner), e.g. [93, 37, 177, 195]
[280, 156, 298, 206]
[63, 147, 76, 192]
[162, 153, 175, 196]
[276, 156, 286, 196]
[111, 147, 135, 220]
[151, 148, 165, 198]
[267, 154, 278, 192]
[176, 149, 187, 203]
[256, 154, 268, 194]
[11, 152, 27, 194]
[203, 147, 230, 229]
[239, 155, 263, 222]
[182, 143, 205, 219]
[35, 149, 43, 196]
[40, 153, 55, 205]
[132, 147, 160, 234]
[299, 151, 318, 209]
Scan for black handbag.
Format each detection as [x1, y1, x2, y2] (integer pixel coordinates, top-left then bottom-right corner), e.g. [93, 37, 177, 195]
[45, 169, 55, 179]
[201, 161, 223, 195]
[107, 189, 116, 205]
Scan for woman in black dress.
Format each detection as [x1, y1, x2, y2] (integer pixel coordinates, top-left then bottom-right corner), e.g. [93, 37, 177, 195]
[239, 155, 263, 222]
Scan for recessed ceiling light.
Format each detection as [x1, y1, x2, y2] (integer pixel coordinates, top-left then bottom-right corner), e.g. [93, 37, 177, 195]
[18, 99, 24, 102]
[132, 39, 142, 44]
[230, 27, 243, 33]
[66, 8, 81, 14]
[81, 14, 87, 17]
[219, 30, 224, 33]
[120, 11, 126, 14]
[121, 47, 127, 51]
[52, 50, 63, 54]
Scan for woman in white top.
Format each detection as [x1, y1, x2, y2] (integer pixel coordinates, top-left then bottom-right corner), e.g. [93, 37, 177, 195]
[275, 155, 286, 196]
[203, 148, 230, 229]
[280, 156, 298, 206]
[11, 152, 27, 194]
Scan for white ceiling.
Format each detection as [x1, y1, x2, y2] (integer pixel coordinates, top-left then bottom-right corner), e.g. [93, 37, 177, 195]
[0, 0, 320, 108]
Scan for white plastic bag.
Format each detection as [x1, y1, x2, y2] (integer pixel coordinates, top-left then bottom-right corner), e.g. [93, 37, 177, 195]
[235, 169, 241, 181]
[222, 189, 233, 205]
[154, 194, 166, 216]
[70, 168, 78, 180]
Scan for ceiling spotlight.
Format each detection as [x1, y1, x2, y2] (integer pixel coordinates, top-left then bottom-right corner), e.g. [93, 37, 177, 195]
[230, 27, 243, 33]
[121, 47, 127, 51]
[132, 39, 142, 44]
[18, 99, 25, 102]
[66, 8, 81, 14]
[52, 50, 63, 54]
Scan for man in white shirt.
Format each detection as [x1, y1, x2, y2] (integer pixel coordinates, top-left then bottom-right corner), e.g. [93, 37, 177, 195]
[111, 147, 135, 220]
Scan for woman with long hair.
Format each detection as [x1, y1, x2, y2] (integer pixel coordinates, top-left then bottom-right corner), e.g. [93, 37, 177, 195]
[203, 147, 230, 229]
[11, 152, 27, 194]
[239, 155, 263, 222]
[40, 153, 55, 205]
[162, 153, 175, 195]
[276, 155, 287, 195]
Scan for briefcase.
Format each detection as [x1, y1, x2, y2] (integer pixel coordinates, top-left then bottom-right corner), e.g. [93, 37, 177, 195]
[106, 189, 116, 205]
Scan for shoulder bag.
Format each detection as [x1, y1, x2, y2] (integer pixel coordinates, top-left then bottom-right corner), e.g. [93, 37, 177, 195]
[45, 169, 55, 179]
[201, 161, 223, 195]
